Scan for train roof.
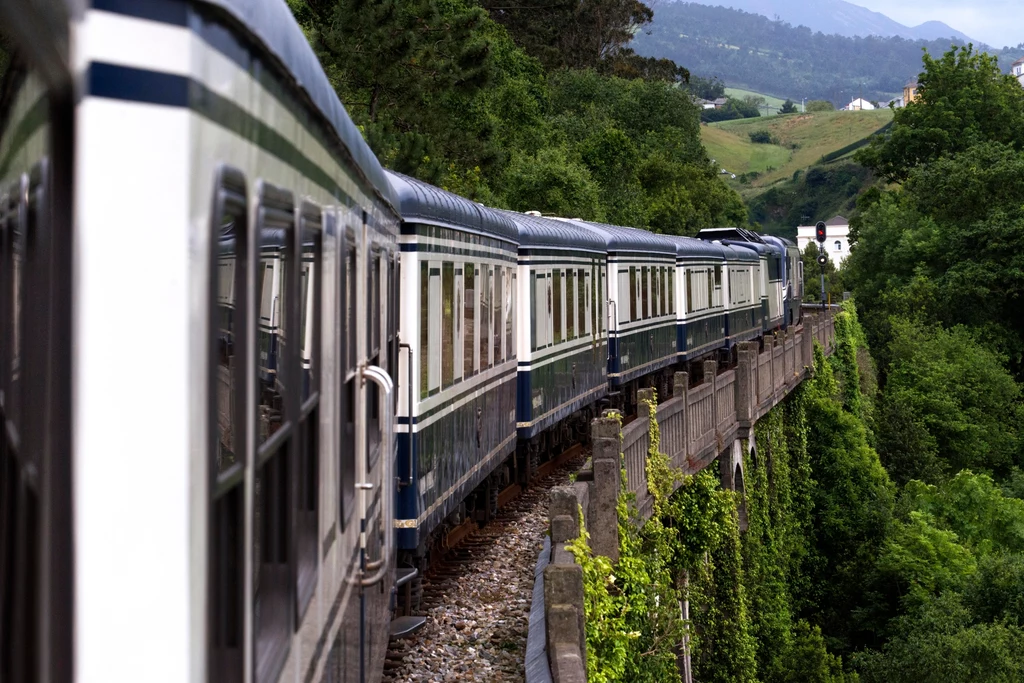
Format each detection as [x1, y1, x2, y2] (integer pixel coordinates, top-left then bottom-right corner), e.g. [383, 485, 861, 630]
[196, 0, 398, 211]
[695, 227, 766, 244]
[498, 211, 606, 253]
[666, 235, 728, 260]
[761, 235, 797, 251]
[722, 239, 779, 257]
[565, 220, 676, 256]
[386, 171, 519, 244]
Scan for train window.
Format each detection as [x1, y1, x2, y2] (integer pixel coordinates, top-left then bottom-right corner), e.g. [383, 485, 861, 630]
[641, 266, 649, 320]
[465, 265, 476, 375]
[479, 266, 490, 368]
[627, 267, 636, 322]
[296, 202, 322, 621]
[579, 269, 588, 337]
[208, 167, 247, 683]
[493, 267, 503, 361]
[454, 266, 463, 383]
[428, 262, 441, 394]
[553, 269, 563, 344]
[565, 270, 575, 341]
[617, 270, 629, 324]
[420, 262, 429, 398]
[663, 268, 671, 313]
[341, 234, 357, 530]
[508, 269, 515, 359]
[368, 251, 381, 357]
[254, 182, 295, 683]
[442, 262, 454, 388]
[686, 270, 693, 313]
[530, 272, 538, 351]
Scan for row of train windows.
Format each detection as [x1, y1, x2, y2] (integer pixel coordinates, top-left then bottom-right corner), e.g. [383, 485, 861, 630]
[210, 168, 396, 683]
[618, 265, 674, 324]
[419, 261, 515, 399]
[685, 266, 722, 313]
[529, 264, 604, 352]
[729, 268, 753, 306]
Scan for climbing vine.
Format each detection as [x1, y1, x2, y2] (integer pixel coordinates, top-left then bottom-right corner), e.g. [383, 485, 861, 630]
[571, 307, 874, 682]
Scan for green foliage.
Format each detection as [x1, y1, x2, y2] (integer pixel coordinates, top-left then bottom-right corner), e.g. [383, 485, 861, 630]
[803, 341, 896, 652]
[858, 45, 1024, 182]
[877, 321, 1021, 484]
[780, 99, 798, 114]
[478, 0, 654, 71]
[748, 162, 875, 235]
[748, 129, 779, 145]
[853, 592, 1024, 683]
[701, 96, 762, 122]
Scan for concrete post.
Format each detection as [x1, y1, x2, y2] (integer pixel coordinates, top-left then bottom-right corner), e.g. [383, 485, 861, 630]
[544, 564, 586, 681]
[589, 416, 621, 562]
[704, 359, 718, 431]
[735, 344, 752, 424]
[637, 387, 656, 412]
[549, 486, 581, 547]
[675, 371, 689, 469]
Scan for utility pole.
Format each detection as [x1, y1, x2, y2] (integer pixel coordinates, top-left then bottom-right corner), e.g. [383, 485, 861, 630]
[815, 221, 827, 310]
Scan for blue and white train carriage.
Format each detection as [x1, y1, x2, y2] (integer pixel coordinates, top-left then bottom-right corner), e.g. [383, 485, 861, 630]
[389, 172, 520, 556]
[1, 1, 406, 682]
[571, 220, 678, 409]
[506, 211, 608, 453]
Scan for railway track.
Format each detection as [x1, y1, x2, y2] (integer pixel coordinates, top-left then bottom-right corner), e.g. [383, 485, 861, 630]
[382, 447, 586, 681]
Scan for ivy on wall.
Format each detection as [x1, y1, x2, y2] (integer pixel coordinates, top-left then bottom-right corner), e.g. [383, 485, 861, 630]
[571, 307, 881, 681]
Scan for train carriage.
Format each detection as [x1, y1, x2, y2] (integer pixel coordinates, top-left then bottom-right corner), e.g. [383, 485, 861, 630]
[389, 172, 520, 557]
[722, 244, 764, 345]
[506, 210, 608, 445]
[762, 235, 802, 327]
[568, 220, 678, 408]
[1, 2, 405, 682]
[669, 236, 729, 361]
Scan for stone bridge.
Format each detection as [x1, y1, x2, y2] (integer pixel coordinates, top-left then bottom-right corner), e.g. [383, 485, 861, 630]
[525, 307, 837, 683]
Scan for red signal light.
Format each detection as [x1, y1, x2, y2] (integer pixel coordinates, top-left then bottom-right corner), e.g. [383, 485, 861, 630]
[815, 221, 827, 243]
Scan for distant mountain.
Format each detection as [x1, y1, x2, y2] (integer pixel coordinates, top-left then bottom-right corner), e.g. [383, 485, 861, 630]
[631, 3, 974, 104]
[678, 0, 975, 44]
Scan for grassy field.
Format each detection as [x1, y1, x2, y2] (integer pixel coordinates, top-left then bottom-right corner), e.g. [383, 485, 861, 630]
[702, 109, 893, 188]
[724, 87, 792, 115]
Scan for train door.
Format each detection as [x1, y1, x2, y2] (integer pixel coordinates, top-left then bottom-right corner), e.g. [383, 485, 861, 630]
[356, 215, 396, 682]
[0, 5, 74, 681]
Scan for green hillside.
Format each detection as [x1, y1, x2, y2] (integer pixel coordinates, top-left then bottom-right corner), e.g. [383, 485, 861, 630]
[723, 87, 793, 116]
[701, 109, 893, 189]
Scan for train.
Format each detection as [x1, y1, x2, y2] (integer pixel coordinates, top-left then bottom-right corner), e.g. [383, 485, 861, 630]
[0, 1, 803, 682]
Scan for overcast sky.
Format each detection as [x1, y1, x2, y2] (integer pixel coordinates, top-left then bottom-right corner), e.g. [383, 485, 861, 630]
[849, 0, 1021, 48]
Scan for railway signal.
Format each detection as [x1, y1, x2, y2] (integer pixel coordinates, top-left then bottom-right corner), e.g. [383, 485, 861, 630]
[817, 250, 828, 266]
[815, 221, 826, 243]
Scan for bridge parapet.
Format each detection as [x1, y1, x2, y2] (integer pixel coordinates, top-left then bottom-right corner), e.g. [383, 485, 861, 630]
[530, 308, 836, 683]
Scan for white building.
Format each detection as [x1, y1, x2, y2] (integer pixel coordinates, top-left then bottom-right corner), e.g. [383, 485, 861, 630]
[1014, 57, 1024, 87]
[846, 98, 875, 111]
[797, 215, 850, 266]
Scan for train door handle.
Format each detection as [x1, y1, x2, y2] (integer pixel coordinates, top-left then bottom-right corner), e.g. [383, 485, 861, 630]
[360, 364, 394, 586]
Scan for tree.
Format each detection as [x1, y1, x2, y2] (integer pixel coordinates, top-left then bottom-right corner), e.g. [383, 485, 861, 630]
[479, 0, 654, 71]
[780, 98, 798, 114]
[857, 45, 1024, 182]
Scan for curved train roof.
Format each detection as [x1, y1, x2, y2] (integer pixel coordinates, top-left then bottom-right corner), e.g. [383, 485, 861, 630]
[566, 220, 676, 256]
[762, 235, 797, 251]
[498, 211, 605, 253]
[667, 235, 727, 260]
[722, 239, 777, 257]
[197, 0, 398, 210]
[386, 171, 519, 244]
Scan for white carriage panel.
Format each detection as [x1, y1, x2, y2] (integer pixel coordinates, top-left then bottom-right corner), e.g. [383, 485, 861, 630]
[74, 99, 191, 683]
[85, 9, 190, 74]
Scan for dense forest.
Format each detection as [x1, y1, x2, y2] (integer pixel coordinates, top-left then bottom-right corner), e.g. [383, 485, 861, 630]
[631, 2, 1024, 104]
[284, 0, 746, 233]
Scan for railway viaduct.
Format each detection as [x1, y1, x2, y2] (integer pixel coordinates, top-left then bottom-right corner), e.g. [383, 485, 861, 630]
[526, 307, 837, 683]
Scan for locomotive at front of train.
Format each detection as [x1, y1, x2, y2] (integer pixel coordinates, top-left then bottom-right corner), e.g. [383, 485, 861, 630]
[503, 211, 609, 471]
[761, 235, 803, 326]
[569, 220, 678, 411]
[389, 172, 520, 586]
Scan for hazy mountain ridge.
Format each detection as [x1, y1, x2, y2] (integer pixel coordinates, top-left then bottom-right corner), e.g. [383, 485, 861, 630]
[632, 3, 978, 103]
[677, 0, 975, 43]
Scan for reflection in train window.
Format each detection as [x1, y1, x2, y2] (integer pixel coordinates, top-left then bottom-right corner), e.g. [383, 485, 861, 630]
[493, 267, 503, 361]
[253, 182, 294, 683]
[341, 236, 356, 527]
[208, 166, 247, 683]
[296, 202, 322, 619]
[479, 266, 490, 368]
[565, 270, 575, 341]
[553, 269, 562, 345]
